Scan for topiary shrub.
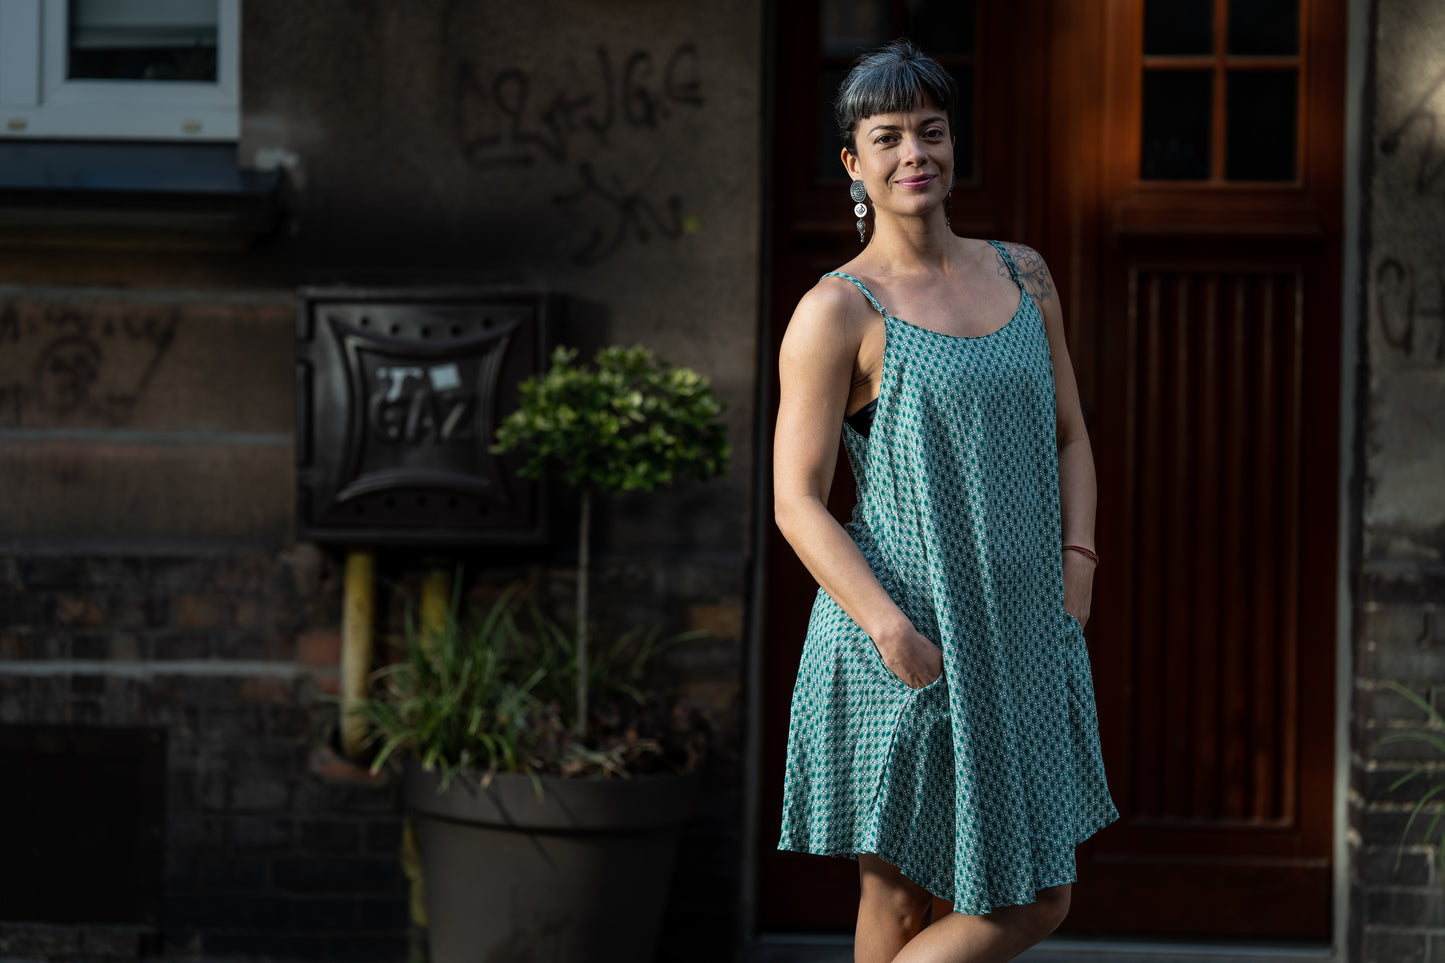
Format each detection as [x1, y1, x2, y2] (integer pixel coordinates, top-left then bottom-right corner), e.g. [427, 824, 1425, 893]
[492, 345, 730, 738]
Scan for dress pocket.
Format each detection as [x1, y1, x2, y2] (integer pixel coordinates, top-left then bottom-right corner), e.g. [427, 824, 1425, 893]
[861, 631, 946, 693]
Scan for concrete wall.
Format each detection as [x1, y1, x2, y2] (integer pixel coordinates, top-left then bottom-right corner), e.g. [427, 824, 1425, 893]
[1353, 0, 1445, 959]
[240, 0, 760, 556]
[0, 291, 294, 548]
[0, 0, 763, 958]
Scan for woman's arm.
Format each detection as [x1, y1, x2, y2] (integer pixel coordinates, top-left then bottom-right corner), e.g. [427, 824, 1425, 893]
[773, 281, 942, 688]
[1004, 243, 1099, 627]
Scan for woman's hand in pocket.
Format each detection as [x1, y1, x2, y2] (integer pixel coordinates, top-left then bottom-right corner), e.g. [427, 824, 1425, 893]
[877, 624, 943, 689]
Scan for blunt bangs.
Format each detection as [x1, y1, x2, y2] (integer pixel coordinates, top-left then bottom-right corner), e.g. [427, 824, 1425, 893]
[834, 40, 958, 153]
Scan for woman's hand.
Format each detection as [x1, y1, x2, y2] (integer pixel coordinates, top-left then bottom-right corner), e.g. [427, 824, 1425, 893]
[875, 622, 944, 689]
[1063, 549, 1096, 628]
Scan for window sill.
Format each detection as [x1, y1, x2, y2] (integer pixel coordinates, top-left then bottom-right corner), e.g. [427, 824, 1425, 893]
[0, 140, 280, 251]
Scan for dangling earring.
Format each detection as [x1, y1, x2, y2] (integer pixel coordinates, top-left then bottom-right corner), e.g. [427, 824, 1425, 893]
[850, 180, 868, 245]
[944, 171, 955, 230]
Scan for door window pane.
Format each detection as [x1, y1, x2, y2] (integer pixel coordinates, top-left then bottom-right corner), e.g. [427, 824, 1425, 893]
[1225, 71, 1297, 180]
[1227, 0, 1299, 55]
[1145, 0, 1214, 56]
[906, 0, 976, 56]
[1141, 70, 1212, 180]
[68, 0, 218, 82]
[822, 0, 889, 56]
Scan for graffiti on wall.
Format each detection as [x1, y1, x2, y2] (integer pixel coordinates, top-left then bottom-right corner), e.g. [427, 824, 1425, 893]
[455, 43, 704, 265]
[1376, 257, 1444, 364]
[0, 301, 178, 427]
[1380, 65, 1445, 195]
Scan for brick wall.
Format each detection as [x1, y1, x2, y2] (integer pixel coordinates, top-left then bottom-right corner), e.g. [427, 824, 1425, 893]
[0, 549, 411, 961]
[1354, 593, 1445, 963]
[0, 546, 746, 961]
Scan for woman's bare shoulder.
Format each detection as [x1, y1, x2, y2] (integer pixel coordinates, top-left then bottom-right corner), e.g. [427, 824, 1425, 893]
[791, 274, 868, 332]
[780, 275, 869, 365]
[992, 240, 1057, 306]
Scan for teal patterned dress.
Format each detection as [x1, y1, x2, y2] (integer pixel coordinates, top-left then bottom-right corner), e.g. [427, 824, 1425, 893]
[778, 241, 1118, 914]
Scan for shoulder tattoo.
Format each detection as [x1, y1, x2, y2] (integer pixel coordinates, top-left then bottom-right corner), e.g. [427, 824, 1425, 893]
[997, 242, 1055, 304]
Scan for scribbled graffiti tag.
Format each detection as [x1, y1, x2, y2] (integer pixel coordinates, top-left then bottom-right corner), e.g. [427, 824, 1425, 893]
[0, 300, 179, 427]
[1380, 66, 1445, 195]
[455, 43, 703, 264]
[1376, 257, 1444, 365]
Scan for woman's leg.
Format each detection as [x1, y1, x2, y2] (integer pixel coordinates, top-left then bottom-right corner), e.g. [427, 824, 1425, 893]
[856, 854, 935, 963]
[891, 884, 1071, 963]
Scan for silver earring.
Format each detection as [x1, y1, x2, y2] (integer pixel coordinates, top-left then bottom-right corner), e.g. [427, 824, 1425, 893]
[850, 180, 868, 244]
[945, 171, 955, 229]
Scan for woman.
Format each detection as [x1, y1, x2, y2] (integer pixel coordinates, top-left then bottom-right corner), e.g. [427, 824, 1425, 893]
[774, 41, 1118, 963]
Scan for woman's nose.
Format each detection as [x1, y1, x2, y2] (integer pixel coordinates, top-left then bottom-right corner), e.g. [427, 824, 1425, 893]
[899, 134, 928, 164]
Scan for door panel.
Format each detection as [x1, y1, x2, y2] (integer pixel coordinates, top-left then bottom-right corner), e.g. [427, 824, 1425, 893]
[1075, 254, 1333, 937]
[1124, 267, 1305, 826]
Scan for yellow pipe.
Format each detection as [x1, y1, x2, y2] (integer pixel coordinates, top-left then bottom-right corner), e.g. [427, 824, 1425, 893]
[407, 566, 449, 934]
[419, 566, 451, 650]
[340, 549, 376, 762]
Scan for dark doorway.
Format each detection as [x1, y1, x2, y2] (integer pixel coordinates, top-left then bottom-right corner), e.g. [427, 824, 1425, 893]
[0, 725, 166, 925]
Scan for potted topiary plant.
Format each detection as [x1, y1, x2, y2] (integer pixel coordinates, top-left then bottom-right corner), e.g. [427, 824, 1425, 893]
[361, 344, 730, 963]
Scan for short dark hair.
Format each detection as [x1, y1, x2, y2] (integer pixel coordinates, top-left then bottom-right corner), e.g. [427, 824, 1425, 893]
[834, 39, 958, 154]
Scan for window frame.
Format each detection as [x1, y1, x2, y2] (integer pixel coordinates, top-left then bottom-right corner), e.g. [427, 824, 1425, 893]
[1103, 0, 1339, 242]
[1136, 0, 1306, 185]
[0, 0, 239, 141]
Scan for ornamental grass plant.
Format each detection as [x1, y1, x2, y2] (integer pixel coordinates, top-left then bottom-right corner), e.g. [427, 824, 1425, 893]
[1380, 680, 1445, 886]
[357, 588, 542, 791]
[358, 587, 711, 789]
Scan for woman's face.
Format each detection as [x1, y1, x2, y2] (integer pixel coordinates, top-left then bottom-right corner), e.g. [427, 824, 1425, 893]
[842, 94, 954, 220]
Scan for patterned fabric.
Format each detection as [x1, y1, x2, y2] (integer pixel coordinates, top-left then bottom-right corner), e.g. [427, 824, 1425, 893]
[777, 241, 1118, 914]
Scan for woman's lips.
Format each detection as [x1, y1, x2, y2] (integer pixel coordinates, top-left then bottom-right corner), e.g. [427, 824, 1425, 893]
[896, 174, 936, 189]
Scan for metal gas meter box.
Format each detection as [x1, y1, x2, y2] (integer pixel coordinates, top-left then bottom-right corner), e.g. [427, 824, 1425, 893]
[295, 288, 552, 545]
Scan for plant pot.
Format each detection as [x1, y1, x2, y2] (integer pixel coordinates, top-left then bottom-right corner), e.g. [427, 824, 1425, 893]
[404, 761, 700, 963]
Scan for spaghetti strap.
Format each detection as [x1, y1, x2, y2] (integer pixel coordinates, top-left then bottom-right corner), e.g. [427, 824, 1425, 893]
[988, 240, 1023, 290]
[821, 271, 888, 318]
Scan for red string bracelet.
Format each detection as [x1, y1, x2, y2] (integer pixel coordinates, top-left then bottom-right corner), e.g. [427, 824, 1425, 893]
[1062, 544, 1099, 564]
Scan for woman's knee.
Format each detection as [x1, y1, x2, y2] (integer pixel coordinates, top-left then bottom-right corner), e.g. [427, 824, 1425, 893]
[1029, 885, 1071, 937]
[992, 885, 1070, 945]
[858, 856, 933, 929]
[864, 883, 932, 928]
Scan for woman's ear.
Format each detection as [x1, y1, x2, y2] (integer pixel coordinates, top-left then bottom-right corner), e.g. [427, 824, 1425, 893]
[841, 147, 861, 179]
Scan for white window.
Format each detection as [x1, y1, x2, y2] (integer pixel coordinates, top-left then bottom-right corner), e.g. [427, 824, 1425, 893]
[0, 0, 239, 141]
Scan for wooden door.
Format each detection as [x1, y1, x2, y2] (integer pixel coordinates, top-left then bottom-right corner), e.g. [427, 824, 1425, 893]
[757, 0, 1342, 939]
[1054, 0, 1343, 938]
